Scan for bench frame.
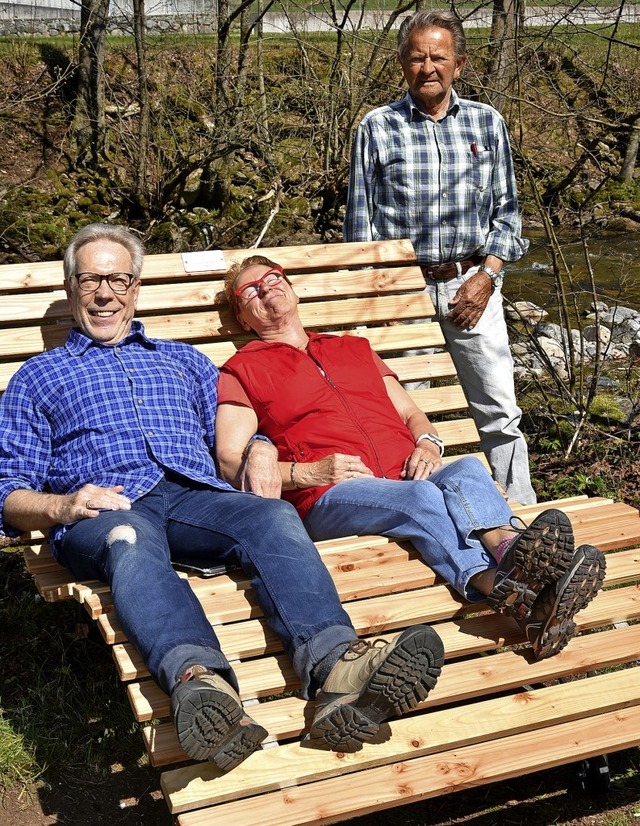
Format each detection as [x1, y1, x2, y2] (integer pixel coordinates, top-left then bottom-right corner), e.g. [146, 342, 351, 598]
[2, 239, 639, 825]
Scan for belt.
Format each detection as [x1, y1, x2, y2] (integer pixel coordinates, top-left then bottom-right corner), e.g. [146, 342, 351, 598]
[420, 253, 483, 282]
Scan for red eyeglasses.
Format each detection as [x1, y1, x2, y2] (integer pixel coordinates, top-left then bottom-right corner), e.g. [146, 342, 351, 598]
[234, 266, 285, 302]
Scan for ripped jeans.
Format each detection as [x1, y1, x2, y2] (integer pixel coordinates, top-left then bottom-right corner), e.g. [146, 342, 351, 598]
[57, 474, 355, 695]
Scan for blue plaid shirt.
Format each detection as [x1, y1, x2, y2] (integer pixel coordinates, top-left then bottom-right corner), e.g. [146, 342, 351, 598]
[343, 91, 529, 264]
[0, 321, 234, 550]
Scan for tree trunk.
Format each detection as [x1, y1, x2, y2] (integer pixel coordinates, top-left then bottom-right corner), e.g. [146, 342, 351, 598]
[74, 0, 110, 165]
[619, 115, 640, 183]
[488, 0, 523, 118]
[133, 0, 150, 214]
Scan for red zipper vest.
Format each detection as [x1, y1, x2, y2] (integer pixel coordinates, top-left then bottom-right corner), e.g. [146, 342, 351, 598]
[221, 333, 416, 520]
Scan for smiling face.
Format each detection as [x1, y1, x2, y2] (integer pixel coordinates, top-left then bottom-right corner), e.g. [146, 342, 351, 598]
[399, 26, 466, 117]
[65, 239, 140, 345]
[234, 263, 299, 334]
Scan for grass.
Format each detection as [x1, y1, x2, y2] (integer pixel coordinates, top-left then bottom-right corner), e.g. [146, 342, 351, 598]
[0, 550, 143, 793]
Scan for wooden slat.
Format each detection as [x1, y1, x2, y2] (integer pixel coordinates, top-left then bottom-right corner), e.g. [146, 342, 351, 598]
[95, 540, 640, 647]
[175, 703, 640, 826]
[0, 267, 426, 326]
[138, 623, 640, 763]
[0, 293, 436, 360]
[163, 668, 640, 814]
[0, 240, 418, 290]
[111, 582, 640, 682]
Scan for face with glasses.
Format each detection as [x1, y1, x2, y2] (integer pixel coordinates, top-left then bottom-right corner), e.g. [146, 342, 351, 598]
[234, 263, 298, 332]
[65, 239, 140, 345]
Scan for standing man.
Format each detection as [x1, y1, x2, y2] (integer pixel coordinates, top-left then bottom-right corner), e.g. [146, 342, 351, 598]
[343, 10, 535, 504]
[0, 223, 444, 766]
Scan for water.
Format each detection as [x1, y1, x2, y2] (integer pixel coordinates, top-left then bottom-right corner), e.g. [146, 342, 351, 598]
[505, 232, 640, 321]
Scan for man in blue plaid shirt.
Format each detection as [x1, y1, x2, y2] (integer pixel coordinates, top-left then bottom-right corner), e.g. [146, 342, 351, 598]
[0, 223, 445, 768]
[344, 10, 535, 505]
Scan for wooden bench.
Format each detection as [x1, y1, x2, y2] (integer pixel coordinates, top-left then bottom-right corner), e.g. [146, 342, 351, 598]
[2, 239, 640, 825]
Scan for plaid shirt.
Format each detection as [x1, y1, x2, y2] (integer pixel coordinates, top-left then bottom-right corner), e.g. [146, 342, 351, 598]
[0, 321, 233, 547]
[343, 91, 529, 265]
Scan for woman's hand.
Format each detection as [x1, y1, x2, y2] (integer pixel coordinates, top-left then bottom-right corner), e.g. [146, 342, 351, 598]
[401, 443, 442, 480]
[294, 453, 373, 487]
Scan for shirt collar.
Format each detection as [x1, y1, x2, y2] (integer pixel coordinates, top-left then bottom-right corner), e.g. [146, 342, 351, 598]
[404, 89, 460, 122]
[66, 320, 154, 356]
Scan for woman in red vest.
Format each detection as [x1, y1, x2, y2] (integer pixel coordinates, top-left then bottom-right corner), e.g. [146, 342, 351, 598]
[215, 256, 605, 661]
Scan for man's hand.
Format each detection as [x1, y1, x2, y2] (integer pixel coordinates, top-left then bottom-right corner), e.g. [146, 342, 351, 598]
[401, 443, 442, 480]
[447, 271, 492, 329]
[58, 484, 131, 524]
[295, 454, 374, 487]
[241, 441, 282, 498]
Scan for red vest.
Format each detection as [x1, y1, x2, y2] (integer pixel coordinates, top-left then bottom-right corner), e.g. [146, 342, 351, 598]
[221, 333, 416, 520]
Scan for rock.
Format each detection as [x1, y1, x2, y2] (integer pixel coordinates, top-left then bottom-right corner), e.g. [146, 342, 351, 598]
[583, 324, 611, 346]
[589, 300, 609, 313]
[596, 376, 619, 390]
[506, 301, 548, 323]
[535, 322, 567, 344]
[531, 261, 551, 271]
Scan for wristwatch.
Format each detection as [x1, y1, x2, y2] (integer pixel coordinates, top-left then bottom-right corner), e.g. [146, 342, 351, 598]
[478, 264, 503, 289]
[415, 432, 445, 457]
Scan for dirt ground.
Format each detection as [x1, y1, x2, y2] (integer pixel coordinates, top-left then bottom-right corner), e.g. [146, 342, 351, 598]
[3, 748, 640, 826]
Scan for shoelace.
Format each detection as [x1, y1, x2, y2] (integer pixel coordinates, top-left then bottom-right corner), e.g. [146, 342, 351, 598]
[342, 637, 389, 661]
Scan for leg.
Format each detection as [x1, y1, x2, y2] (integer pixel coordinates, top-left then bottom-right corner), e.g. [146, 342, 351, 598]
[57, 503, 230, 693]
[165, 483, 357, 693]
[427, 275, 537, 505]
[304, 467, 509, 600]
[165, 481, 444, 752]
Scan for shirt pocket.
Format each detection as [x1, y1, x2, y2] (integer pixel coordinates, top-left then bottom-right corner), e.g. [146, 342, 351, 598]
[470, 146, 494, 194]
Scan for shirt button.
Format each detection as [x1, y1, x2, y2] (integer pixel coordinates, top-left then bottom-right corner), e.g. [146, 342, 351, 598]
[442, 192, 447, 198]
[137, 399, 143, 404]
[147, 431, 154, 437]
[137, 488, 143, 495]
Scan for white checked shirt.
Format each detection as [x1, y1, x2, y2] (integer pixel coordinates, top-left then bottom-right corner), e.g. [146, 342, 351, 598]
[343, 90, 529, 265]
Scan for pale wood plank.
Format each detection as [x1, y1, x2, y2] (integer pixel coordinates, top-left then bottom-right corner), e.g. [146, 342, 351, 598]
[0, 267, 427, 326]
[175, 703, 640, 826]
[139, 624, 640, 763]
[0, 239, 418, 290]
[111, 581, 640, 682]
[163, 668, 640, 813]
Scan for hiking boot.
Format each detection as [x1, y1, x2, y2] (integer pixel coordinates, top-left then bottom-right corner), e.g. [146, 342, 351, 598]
[517, 544, 606, 660]
[309, 624, 444, 752]
[171, 665, 268, 771]
[486, 508, 575, 620]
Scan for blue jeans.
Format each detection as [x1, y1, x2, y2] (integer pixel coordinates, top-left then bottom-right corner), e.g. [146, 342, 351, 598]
[57, 475, 356, 696]
[425, 269, 537, 505]
[304, 456, 514, 600]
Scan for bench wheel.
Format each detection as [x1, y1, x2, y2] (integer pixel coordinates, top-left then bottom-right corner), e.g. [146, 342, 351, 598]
[576, 754, 610, 795]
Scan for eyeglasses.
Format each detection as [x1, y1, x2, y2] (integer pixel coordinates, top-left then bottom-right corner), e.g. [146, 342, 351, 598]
[75, 272, 136, 295]
[234, 266, 285, 302]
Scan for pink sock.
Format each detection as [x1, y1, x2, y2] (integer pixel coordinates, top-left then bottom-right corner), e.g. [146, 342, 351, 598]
[493, 534, 516, 563]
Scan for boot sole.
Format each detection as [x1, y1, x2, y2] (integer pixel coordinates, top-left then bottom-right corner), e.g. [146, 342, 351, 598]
[525, 544, 606, 660]
[487, 509, 575, 619]
[172, 681, 268, 771]
[310, 625, 444, 752]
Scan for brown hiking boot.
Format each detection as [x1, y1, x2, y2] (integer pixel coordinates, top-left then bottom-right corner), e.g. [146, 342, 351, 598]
[517, 544, 606, 660]
[171, 665, 268, 771]
[487, 508, 575, 620]
[309, 624, 444, 752]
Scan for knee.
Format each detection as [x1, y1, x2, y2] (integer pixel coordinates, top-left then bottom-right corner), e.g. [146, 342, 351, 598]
[106, 525, 137, 546]
[437, 456, 493, 487]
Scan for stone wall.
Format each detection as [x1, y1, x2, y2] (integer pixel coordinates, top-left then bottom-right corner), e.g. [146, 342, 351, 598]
[0, 11, 217, 35]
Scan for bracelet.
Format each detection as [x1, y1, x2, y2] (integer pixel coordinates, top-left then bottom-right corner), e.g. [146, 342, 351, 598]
[290, 462, 300, 489]
[415, 432, 445, 457]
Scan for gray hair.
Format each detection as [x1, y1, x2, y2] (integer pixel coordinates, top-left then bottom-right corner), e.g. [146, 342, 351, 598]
[397, 11, 467, 60]
[63, 223, 145, 283]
